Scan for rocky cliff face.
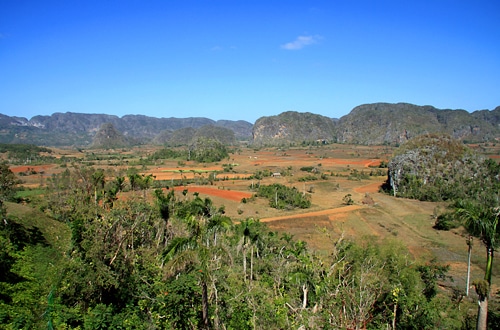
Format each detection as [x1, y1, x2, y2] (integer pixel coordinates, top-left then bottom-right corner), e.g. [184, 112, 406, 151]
[252, 111, 337, 145]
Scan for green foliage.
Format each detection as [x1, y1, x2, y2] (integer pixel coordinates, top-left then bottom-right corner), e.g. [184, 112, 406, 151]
[0, 215, 67, 329]
[250, 169, 272, 180]
[342, 193, 354, 205]
[157, 272, 201, 328]
[255, 183, 311, 209]
[348, 168, 370, 181]
[0, 162, 20, 202]
[433, 212, 461, 230]
[0, 162, 21, 217]
[299, 166, 315, 172]
[189, 137, 229, 163]
[298, 174, 318, 182]
[416, 259, 452, 300]
[148, 147, 186, 161]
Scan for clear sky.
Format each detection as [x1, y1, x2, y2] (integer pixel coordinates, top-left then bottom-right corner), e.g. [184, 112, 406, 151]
[1, 0, 499, 123]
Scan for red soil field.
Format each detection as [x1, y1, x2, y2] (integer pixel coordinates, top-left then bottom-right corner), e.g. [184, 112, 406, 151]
[9, 165, 56, 173]
[172, 186, 252, 202]
[157, 166, 223, 172]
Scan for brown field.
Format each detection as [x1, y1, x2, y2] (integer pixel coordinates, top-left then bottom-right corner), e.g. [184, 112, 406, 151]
[11, 143, 500, 290]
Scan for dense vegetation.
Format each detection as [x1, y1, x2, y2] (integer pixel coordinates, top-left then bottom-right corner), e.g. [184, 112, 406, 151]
[147, 148, 187, 162]
[382, 134, 500, 329]
[254, 183, 312, 209]
[0, 163, 477, 329]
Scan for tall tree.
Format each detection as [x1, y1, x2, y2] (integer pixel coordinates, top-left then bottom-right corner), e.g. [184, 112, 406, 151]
[455, 199, 500, 330]
[0, 162, 20, 218]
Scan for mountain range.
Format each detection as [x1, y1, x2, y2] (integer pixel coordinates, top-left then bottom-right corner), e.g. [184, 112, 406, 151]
[1, 102, 499, 147]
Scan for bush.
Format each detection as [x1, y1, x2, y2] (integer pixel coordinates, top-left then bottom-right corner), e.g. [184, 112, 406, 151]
[342, 194, 354, 205]
[299, 166, 315, 173]
[433, 212, 461, 231]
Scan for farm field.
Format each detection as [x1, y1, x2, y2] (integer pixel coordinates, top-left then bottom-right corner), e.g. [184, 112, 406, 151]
[9, 143, 499, 292]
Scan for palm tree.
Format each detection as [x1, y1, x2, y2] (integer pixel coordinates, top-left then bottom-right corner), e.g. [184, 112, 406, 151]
[163, 194, 231, 329]
[237, 218, 263, 282]
[91, 169, 105, 205]
[466, 235, 473, 296]
[455, 199, 500, 330]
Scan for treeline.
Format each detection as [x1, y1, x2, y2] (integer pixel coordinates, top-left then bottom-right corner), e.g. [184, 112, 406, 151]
[0, 164, 479, 329]
[0, 143, 54, 165]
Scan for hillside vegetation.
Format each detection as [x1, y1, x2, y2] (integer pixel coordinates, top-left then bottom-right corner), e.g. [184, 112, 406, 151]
[383, 134, 496, 201]
[1, 139, 500, 328]
[1, 165, 467, 329]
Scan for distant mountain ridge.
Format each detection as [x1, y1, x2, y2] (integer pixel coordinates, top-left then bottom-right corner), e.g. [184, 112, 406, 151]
[335, 103, 500, 145]
[252, 103, 500, 146]
[0, 112, 253, 147]
[1, 102, 499, 147]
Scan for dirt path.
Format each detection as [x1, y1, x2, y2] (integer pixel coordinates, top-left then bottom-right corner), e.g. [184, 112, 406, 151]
[354, 181, 382, 194]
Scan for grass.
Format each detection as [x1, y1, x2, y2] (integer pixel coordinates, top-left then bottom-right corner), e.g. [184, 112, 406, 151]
[5, 201, 71, 253]
[15, 189, 45, 198]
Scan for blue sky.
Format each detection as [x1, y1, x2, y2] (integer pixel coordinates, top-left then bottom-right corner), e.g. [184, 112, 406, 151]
[1, 0, 499, 123]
